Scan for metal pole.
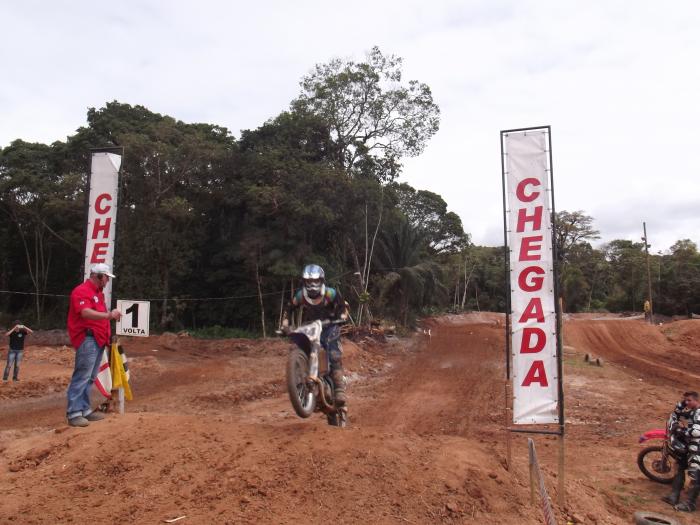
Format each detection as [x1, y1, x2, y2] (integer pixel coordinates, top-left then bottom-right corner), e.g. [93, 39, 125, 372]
[546, 129, 566, 507]
[500, 131, 513, 470]
[643, 222, 654, 324]
[118, 387, 125, 414]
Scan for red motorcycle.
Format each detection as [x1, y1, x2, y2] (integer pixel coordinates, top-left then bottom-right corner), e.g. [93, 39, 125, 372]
[638, 425, 687, 484]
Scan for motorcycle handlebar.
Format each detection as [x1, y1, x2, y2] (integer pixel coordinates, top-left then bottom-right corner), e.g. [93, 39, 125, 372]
[276, 318, 347, 336]
[321, 318, 348, 327]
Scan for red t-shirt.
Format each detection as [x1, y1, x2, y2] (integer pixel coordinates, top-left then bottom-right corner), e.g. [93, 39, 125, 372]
[67, 279, 111, 349]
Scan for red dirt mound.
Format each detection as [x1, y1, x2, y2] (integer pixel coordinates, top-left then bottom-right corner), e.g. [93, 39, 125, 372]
[1, 318, 699, 524]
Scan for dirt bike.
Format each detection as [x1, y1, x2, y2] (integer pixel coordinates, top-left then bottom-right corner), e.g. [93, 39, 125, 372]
[283, 319, 348, 427]
[638, 423, 688, 484]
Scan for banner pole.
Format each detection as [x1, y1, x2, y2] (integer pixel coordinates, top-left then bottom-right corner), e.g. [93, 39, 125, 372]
[548, 131, 566, 507]
[500, 131, 513, 470]
[118, 387, 125, 414]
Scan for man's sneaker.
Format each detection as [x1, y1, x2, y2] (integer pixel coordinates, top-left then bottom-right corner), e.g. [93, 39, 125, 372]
[675, 502, 697, 512]
[662, 494, 679, 506]
[85, 411, 105, 422]
[68, 416, 89, 427]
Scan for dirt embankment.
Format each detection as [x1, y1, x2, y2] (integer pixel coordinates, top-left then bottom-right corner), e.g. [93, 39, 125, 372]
[1, 318, 699, 524]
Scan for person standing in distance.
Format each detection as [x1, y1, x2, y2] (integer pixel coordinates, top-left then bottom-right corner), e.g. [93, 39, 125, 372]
[3, 320, 33, 381]
[66, 263, 122, 427]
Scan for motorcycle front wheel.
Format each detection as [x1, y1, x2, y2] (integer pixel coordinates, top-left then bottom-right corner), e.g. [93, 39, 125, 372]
[637, 445, 676, 484]
[287, 348, 316, 418]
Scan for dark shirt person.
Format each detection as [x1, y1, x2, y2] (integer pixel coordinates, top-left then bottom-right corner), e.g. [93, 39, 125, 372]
[662, 391, 700, 507]
[3, 320, 33, 381]
[66, 263, 122, 427]
[675, 393, 700, 512]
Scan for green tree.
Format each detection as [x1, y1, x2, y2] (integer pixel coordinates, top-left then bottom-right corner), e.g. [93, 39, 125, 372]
[555, 210, 600, 264]
[292, 46, 440, 181]
[0, 140, 83, 324]
[389, 182, 469, 254]
[665, 240, 700, 316]
[604, 240, 646, 311]
[554, 210, 601, 311]
[374, 218, 444, 325]
[65, 102, 236, 328]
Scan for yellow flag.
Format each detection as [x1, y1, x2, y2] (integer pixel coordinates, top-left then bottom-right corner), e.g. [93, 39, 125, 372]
[110, 342, 133, 400]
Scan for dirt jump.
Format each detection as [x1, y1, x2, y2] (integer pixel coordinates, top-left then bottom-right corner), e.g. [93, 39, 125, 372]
[1, 314, 700, 524]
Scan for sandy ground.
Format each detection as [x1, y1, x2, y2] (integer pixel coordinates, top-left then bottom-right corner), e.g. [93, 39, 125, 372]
[1, 316, 700, 524]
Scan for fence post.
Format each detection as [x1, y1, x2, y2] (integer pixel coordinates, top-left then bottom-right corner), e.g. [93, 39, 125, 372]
[527, 438, 557, 525]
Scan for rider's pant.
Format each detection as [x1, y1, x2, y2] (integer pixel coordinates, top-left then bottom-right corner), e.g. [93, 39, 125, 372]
[688, 453, 700, 483]
[321, 324, 346, 399]
[321, 324, 343, 373]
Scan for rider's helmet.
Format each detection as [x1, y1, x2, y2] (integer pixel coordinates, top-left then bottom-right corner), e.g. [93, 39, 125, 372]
[302, 264, 325, 299]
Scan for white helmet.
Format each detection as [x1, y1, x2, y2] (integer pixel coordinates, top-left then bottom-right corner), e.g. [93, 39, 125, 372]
[302, 264, 325, 299]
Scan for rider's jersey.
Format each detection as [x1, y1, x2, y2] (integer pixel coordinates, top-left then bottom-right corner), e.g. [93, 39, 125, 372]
[682, 409, 700, 450]
[285, 286, 345, 324]
[670, 401, 695, 429]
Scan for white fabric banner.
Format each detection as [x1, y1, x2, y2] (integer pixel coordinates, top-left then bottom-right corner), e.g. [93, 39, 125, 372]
[84, 152, 121, 308]
[503, 129, 559, 424]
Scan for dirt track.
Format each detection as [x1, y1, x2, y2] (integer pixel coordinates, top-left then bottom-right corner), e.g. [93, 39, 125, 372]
[1, 316, 700, 524]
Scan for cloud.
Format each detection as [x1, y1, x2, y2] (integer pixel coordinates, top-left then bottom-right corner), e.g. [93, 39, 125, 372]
[1, 1, 699, 252]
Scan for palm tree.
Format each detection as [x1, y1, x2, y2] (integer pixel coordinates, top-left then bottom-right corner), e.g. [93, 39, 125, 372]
[375, 218, 444, 325]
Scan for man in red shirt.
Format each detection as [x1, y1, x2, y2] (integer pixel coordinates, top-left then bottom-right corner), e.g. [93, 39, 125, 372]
[66, 263, 122, 427]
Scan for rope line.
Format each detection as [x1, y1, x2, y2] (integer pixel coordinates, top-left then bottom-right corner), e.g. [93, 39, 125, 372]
[0, 269, 359, 303]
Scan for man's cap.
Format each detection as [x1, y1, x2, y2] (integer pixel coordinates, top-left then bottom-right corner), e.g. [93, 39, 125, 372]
[89, 263, 116, 278]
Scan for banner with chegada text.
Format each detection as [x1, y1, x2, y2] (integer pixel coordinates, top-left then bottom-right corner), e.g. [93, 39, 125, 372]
[83, 151, 121, 308]
[502, 128, 559, 424]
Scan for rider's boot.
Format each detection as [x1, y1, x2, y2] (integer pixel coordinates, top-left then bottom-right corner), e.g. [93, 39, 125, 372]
[675, 482, 700, 512]
[331, 368, 347, 406]
[662, 470, 685, 505]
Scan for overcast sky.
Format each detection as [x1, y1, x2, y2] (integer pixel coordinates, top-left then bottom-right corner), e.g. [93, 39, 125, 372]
[2, 1, 698, 252]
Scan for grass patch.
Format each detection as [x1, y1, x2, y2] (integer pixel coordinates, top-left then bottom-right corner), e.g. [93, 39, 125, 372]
[190, 325, 260, 339]
[563, 358, 593, 368]
[617, 493, 648, 505]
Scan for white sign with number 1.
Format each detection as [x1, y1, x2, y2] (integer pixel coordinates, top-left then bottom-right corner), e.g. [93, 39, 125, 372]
[116, 300, 150, 337]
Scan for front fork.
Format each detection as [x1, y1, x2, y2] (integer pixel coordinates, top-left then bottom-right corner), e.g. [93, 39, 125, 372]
[308, 343, 320, 382]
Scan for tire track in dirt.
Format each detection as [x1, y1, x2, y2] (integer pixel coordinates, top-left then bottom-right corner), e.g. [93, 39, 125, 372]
[564, 320, 700, 385]
[359, 321, 505, 438]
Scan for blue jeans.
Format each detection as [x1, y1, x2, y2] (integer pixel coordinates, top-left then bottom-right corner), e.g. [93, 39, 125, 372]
[3, 349, 23, 380]
[66, 336, 103, 419]
[320, 324, 342, 371]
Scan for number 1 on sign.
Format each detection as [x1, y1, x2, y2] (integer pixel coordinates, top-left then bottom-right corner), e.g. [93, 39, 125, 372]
[116, 300, 150, 337]
[125, 303, 139, 328]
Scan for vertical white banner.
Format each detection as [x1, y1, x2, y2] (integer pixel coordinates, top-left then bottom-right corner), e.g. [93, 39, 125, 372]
[503, 128, 559, 424]
[84, 152, 121, 307]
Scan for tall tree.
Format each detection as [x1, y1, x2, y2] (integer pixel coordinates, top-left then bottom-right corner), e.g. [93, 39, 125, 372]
[0, 140, 83, 324]
[554, 210, 600, 264]
[292, 46, 440, 182]
[375, 218, 444, 325]
[665, 240, 700, 316]
[389, 182, 469, 254]
[604, 240, 646, 312]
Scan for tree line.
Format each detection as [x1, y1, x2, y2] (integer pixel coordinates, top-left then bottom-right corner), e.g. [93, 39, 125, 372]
[1, 48, 698, 333]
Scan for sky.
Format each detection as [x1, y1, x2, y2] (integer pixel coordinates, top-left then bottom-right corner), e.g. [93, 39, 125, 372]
[2, 1, 698, 253]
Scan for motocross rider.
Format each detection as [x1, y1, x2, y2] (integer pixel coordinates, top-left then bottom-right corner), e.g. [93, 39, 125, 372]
[662, 391, 699, 506]
[281, 264, 349, 405]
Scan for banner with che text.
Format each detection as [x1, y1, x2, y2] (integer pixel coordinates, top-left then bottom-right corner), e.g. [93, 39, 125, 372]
[84, 152, 121, 308]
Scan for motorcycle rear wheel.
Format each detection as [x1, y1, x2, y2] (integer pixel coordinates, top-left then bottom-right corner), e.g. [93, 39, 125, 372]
[287, 348, 316, 418]
[637, 445, 676, 484]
